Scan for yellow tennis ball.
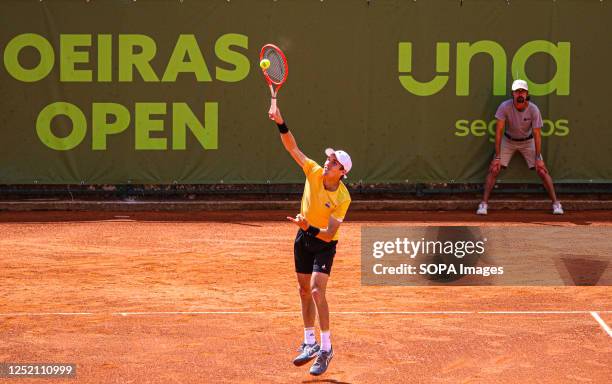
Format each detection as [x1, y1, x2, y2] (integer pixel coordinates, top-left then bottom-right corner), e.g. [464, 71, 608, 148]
[260, 58, 270, 70]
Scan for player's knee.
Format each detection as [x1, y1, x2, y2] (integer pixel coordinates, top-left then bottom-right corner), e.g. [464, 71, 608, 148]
[536, 167, 548, 178]
[310, 286, 325, 303]
[298, 285, 310, 298]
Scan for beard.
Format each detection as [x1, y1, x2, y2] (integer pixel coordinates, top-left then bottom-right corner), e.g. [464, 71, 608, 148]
[516, 96, 526, 103]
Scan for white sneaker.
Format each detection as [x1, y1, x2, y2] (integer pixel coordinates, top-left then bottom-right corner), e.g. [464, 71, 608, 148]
[552, 201, 564, 215]
[476, 202, 488, 215]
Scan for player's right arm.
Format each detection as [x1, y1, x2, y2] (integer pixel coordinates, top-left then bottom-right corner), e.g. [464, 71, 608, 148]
[269, 106, 308, 168]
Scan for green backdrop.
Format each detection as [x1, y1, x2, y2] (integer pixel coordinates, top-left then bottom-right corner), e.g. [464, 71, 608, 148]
[0, 0, 610, 184]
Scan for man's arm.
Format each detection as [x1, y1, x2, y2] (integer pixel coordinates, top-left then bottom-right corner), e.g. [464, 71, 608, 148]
[269, 107, 308, 168]
[533, 127, 543, 159]
[533, 127, 547, 173]
[488, 119, 505, 173]
[494, 119, 504, 158]
[315, 216, 342, 243]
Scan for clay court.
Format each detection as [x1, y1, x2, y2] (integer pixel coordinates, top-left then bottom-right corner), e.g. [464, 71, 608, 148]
[1, 210, 610, 383]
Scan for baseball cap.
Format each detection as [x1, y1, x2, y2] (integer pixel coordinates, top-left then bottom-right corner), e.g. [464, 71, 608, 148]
[325, 148, 352, 175]
[511, 79, 529, 91]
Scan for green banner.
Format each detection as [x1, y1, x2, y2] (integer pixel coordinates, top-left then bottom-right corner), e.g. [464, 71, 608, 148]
[0, 0, 610, 184]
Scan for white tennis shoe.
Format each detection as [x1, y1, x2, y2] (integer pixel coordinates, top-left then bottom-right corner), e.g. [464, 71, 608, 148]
[476, 202, 488, 215]
[552, 201, 564, 215]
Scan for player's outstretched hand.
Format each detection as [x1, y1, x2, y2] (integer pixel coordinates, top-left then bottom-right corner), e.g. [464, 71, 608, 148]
[269, 106, 284, 124]
[287, 213, 309, 231]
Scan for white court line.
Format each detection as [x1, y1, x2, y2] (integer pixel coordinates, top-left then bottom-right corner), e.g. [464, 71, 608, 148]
[116, 311, 275, 316]
[112, 310, 611, 316]
[114, 310, 475, 316]
[0, 310, 611, 317]
[478, 311, 602, 314]
[590, 311, 612, 338]
[0, 312, 94, 316]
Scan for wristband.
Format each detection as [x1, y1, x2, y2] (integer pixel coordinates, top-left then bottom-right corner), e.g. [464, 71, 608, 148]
[305, 225, 320, 237]
[277, 122, 289, 134]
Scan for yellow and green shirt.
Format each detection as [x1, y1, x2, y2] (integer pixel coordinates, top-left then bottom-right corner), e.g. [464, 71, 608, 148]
[300, 158, 351, 241]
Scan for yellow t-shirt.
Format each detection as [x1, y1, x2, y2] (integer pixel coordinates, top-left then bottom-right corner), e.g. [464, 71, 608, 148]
[300, 158, 351, 241]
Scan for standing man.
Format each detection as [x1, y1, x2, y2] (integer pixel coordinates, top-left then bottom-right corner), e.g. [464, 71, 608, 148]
[269, 106, 351, 376]
[477, 79, 563, 215]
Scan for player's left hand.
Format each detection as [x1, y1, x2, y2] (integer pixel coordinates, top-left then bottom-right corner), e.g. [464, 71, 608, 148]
[287, 213, 309, 231]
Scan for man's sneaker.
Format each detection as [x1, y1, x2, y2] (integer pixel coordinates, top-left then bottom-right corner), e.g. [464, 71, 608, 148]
[309, 347, 333, 376]
[293, 342, 320, 366]
[476, 202, 488, 215]
[552, 201, 564, 215]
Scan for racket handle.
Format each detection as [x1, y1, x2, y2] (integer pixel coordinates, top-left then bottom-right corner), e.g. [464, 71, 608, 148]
[269, 97, 277, 115]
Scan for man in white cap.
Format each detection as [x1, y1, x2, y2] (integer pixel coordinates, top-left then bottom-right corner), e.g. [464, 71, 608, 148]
[477, 79, 563, 215]
[268, 106, 351, 376]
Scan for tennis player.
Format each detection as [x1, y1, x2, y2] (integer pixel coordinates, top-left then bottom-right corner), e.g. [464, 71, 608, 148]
[269, 106, 352, 376]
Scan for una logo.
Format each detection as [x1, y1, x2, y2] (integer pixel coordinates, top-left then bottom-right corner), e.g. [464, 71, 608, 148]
[398, 40, 570, 96]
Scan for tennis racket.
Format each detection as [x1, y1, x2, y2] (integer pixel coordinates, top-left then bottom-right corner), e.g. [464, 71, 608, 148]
[260, 44, 288, 116]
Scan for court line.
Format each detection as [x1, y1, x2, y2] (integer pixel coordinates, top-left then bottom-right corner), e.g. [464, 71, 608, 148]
[590, 311, 612, 338]
[113, 310, 612, 316]
[114, 311, 475, 316]
[1, 310, 611, 317]
[0, 312, 94, 316]
[478, 311, 605, 314]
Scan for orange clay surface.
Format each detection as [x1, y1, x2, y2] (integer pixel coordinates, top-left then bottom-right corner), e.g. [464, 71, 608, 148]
[0, 210, 611, 383]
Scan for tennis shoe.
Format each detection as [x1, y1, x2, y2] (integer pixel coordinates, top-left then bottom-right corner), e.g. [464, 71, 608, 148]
[476, 202, 488, 215]
[309, 347, 333, 376]
[293, 342, 320, 366]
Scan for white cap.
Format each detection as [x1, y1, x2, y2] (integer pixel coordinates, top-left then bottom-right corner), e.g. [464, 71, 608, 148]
[325, 148, 352, 175]
[511, 79, 529, 91]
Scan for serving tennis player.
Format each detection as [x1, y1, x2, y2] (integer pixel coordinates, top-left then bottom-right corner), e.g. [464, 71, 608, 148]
[268, 106, 352, 376]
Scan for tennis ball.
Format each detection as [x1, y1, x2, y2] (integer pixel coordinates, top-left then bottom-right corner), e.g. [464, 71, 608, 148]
[260, 59, 271, 70]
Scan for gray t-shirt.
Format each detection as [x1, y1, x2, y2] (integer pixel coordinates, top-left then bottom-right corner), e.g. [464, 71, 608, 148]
[495, 99, 543, 139]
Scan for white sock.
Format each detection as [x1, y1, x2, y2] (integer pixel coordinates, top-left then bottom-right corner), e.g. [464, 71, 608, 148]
[320, 330, 331, 351]
[304, 327, 316, 345]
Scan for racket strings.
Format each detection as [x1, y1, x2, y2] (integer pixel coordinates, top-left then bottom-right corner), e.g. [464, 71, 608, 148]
[263, 48, 286, 84]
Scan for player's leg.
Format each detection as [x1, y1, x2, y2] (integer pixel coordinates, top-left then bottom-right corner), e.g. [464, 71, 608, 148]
[535, 164, 558, 202]
[519, 141, 562, 213]
[310, 271, 330, 332]
[481, 161, 503, 203]
[310, 243, 335, 336]
[293, 272, 321, 366]
[479, 138, 514, 214]
[309, 244, 336, 376]
[297, 273, 316, 329]
[309, 271, 334, 376]
[293, 230, 320, 366]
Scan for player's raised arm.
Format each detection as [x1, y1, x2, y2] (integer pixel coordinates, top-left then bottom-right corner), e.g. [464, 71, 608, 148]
[269, 106, 308, 168]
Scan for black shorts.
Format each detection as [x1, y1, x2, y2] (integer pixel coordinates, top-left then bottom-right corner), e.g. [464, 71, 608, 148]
[294, 229, 337, 275]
